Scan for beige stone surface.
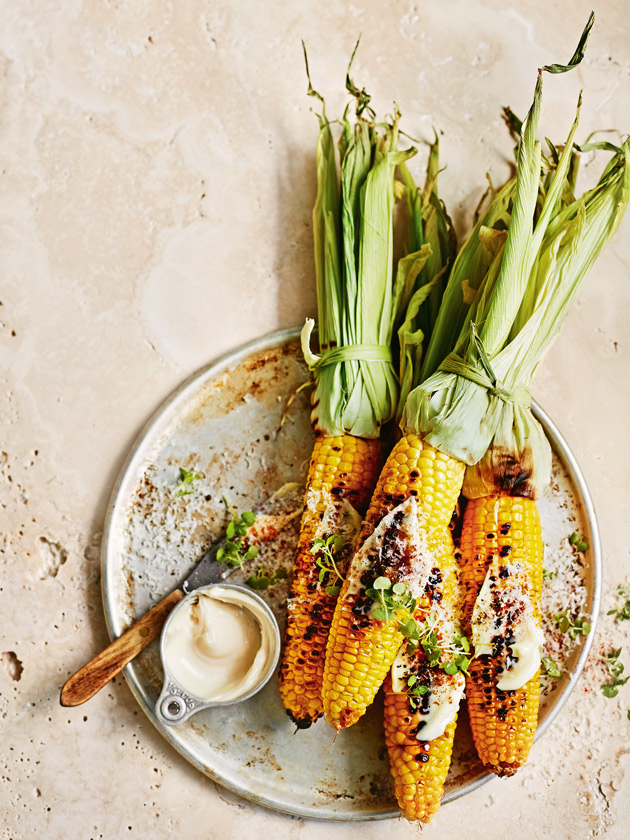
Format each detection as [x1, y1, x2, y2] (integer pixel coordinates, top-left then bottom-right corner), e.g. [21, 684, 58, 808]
[1, 0, 630, 837]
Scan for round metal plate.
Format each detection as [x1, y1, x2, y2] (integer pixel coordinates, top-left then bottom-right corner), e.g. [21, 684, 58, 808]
[102, 327, 602, 820]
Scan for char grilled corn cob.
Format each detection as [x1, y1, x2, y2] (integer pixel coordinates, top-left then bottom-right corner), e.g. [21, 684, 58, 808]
[279, 434, 380, 725]
[321, 434, 465, 730]
[280, 50, 455, 729]
[383, 523, 466, 822]
[457, 495, 543, 776]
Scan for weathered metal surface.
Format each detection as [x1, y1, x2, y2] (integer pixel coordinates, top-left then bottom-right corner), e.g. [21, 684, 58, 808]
[101, 327, 601, 821]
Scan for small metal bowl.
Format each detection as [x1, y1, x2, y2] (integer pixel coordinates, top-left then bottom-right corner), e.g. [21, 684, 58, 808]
[155, 583, 281, 727]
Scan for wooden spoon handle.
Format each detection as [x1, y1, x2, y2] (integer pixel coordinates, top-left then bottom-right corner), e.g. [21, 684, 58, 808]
[60, 589, 185, 707]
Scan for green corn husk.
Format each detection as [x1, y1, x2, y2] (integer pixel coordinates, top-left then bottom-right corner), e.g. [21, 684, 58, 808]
[418, 175, 516, 382]
[302, 53, 454, 438]
[464, 137, 629, 498]
[394, 136, 457, 422]
[403, 14, 629, 499]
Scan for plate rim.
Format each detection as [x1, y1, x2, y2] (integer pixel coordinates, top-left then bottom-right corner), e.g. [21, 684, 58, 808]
[101, 326, 602, 821]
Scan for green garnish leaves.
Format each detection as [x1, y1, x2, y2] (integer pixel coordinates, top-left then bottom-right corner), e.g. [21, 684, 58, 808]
[543, 568, 558, 581]
[555, 610, 591, 639]
[602, 684, 621, 699]
[365, 575, 417, 624]
[246, 566, 288, 591]
[311, 534, 346, 596]
[372, 606, 388, 622]
[455, 654, 471, 672]
[176, 466, 202, 497]
[216, 505, 258, 570]
[453, 632, 470, 654]
[601, 648, 630, 698]
[399, 617, 421, 641]
[364, 578, 470, 677]
[373, 576, 391, 591]
[569, 532, 589, 553]
[541, 656, 562, 678]
[247, 571, 270, 590]
[607, 584, 630, 621]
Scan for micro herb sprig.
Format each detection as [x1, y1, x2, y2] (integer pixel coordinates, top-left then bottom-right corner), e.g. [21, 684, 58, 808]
[365, 576, 417, 623]
[569, 531, 589, 553]
[405, 674, 429, 710]
[541, 656, 562, 678]
[606, 583, 630, 622]
[176, 466, 202, 496]
[216, 500, 259, 569]
[364, 577, 471, 676]
[310, 535, 346, 597]
[246, 566, 288, 591]
[543, 568, 558, 581]
[555, 609, 591, 639]
[601, 648, 630, 698]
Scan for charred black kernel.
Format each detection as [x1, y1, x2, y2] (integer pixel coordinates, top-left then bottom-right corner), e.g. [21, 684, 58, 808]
[506, 654, 517, 670]
[419, 753, 429, 763]
[433, 592, 442, 602]
[500, 522, 512, 535]
[330, 486, 343, 496]
[487, 533, 495, 539]
[499, 566, 509, 578]
[454, 552, 462, 560]
[332, 446, 341, 451]
[409, 470, 420, 479]
[500, 545, 512, 557]
[505, 633, 516, 646]
[497, 708, 508, 721]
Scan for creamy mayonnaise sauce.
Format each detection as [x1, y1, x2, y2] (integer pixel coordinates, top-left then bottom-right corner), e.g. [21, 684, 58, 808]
[391, 646, 466, 741]
[343, 496, 434, 603]
[164, 587, 276, 702]
[307, 494, 362, 556]
[471, 562, 543, 691]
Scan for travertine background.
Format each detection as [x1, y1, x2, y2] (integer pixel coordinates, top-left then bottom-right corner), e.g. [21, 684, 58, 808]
[1, 1, 629, 837]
